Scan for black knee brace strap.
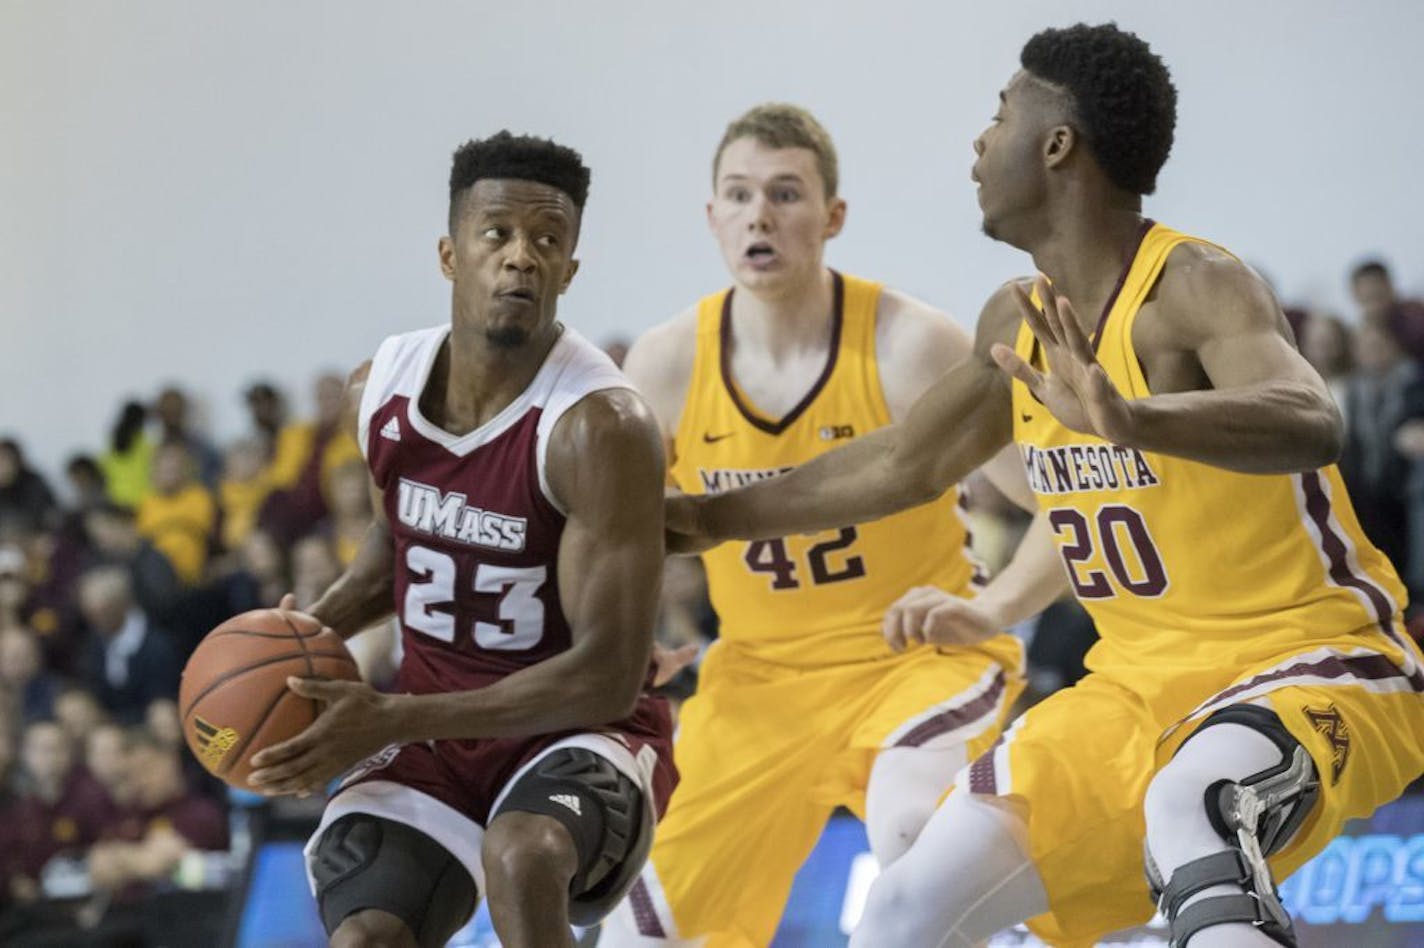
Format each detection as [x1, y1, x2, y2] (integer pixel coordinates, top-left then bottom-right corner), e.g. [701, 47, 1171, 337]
[310, 814, 477, 948]
[495, 747, 652, 927]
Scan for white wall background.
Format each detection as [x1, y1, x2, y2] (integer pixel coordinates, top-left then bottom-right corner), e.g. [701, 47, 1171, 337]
[4, 0, 1422, 481]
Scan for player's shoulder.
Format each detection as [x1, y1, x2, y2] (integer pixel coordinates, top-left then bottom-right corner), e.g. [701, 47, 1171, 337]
[1155, 241, 1281, 339]
[546, 387, 663, 477]
[623, 304, 700, 427]
[876, 287, 971, 361]
[973, 278, 1036, 354]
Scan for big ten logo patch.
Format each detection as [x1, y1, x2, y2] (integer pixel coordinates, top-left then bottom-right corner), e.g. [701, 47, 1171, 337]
[1303, 703, 1351, 785]
[819, 425, 855, 442]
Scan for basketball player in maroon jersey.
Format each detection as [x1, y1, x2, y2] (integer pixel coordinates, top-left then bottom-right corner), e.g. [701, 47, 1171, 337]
[245, 133, 677, 948]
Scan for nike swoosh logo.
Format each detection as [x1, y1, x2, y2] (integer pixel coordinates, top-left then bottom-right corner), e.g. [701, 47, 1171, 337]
[703, 432, 734, 444]
[1020, 413, 1033, 423]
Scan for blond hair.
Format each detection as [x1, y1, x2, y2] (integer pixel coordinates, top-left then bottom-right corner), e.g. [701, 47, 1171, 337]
[713, 103, 839, 198]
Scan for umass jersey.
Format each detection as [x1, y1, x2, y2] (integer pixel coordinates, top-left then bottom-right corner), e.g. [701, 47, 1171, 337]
[348, 323, 674, 816]
[359, 323, 636, 692]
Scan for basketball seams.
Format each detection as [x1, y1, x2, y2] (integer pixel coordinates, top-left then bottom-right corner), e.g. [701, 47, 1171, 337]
[221, 684, 306, 777]
[280, 609, 323, 726]
[180, 649, 354, 724]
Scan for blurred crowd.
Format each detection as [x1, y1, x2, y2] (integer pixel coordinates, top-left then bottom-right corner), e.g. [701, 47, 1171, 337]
[0, 259, 1420, 941]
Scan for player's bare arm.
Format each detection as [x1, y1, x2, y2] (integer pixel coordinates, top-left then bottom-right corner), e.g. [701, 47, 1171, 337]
[879, 287, 1032, 508]
[249, 388, 666, 795]
[299, 360, 398, 637]
[669, 282, 1023, 543]
[622, 306, 699, 461]
[994, 244, 1343, 473]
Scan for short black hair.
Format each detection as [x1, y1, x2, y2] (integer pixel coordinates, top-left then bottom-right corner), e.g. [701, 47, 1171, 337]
[448, 131, 591, 233]
[1021, 23, 1176, 195]
[1351, 259, 1391, 283]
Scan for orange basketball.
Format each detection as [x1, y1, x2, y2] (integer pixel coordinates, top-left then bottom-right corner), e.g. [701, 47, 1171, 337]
[179, 608, 361, 789]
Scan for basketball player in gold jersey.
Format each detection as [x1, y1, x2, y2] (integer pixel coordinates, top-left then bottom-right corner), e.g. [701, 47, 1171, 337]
[599, 104, 1028, 946]
[665, 25, 1424, 948]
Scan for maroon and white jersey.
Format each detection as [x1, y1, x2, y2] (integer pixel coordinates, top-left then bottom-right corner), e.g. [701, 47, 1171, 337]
[358, 323, 646, 698]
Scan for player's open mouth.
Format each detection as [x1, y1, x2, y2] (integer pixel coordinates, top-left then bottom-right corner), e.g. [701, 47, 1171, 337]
[744, 242, 777, 266]
[497, 288, 537, 301]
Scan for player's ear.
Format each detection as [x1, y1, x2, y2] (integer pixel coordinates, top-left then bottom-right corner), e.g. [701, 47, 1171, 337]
[705, 199, 716, 233]
[824, 196, 847, 240]
[438, 236, 456, 281]
[1044, 124, 1077, 169]
[559, 257, 580, 294]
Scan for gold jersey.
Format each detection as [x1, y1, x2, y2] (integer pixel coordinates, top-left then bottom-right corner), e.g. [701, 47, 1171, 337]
[1012, 221, 1420, 703]
[670, 271, 985, 667]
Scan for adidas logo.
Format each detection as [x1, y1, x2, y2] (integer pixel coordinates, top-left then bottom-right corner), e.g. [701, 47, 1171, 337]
[380, 417, 402, 442]
[550, 793, 582, 816]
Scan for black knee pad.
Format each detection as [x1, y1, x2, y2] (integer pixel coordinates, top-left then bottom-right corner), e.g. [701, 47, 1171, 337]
[310, 814, 477, 948]
[495, 747, 652, 927]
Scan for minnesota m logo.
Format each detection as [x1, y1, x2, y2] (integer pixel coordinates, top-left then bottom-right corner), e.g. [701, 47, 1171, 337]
[1303, 703, 1350, 785]
[193, 715, 240, 770]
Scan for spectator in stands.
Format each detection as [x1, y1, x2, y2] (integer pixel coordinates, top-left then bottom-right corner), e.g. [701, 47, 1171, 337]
[51, 686, 105, 752]
[1352, 259, 1424, 361]
[76, 567, 179, 725]
[320, 458, 372, 566]
[1299, 312, 1355, 411]
[0, 710, 15, 806]
[3, 720, 115, 904]
[242, 380, 287, 463]
[256, 372, 361, 545]
[84, 721, 131, 810]
[83, 503, 181, 625]
[218, 438, 271, 554]
[87, 729, 227, 901]
[63, 455, 107, 513]
[136, 442, 217, 585]
[0, 628, 59, 723]
[1340, 322, 1418, 570]
[0, 439, 57, 536]
[235, 528, 289, 608]
[0, 545, 29, 633]
[152, 386, 222, 488]
[290, 533, 342, 609]
[99, 401, 153, 510]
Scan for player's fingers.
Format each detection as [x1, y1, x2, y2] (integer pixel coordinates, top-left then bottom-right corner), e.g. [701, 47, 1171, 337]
[991, 344, 1045, 393]
[652, 643, 699, 686]
[253, 761, 326, 796]
[247, 752, 318, 788]
[882, 606, 909, 652]
[278, 593, 298, 611]
[1011, 284, 1056, 348]
[286, 676, 351, 703]
[248, 726, 319, 770]
[1054, 294, 1097, 364]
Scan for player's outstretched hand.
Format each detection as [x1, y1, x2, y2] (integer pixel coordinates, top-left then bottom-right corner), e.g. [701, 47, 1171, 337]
[651, 642, 700, 687]
[990, 278, 1136, 444]
[247, 677, 393, 797]
[883, 585, 1001, 652]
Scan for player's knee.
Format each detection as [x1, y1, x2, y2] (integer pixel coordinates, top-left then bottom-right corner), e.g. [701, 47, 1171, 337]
[329, 909, 418, 948]
[483, 812, 579, 890]
[854, 864, 929, 945]
[866, 805, 930, 867]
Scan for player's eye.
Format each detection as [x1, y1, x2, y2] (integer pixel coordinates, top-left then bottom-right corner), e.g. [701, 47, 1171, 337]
[772, 188, 800, 203]
[727, 188, 750, 203]
[536, 234, 558, 248]
[482, 226, 504, 240]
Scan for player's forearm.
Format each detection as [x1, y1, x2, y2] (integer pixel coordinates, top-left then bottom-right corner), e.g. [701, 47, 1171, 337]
[307, 523, 395, 638]
[385, 646, 648, 742]
[1115, 380, 1343, 473]
[971, 512, 1069, 628]
[691, 427, 947, 541]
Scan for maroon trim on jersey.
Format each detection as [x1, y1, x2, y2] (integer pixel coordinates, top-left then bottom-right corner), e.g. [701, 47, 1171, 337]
[1195, 651, 1423, 714]
[719, 270, 845, 435]
[894, 669, 1007, 748]
[1298, 471, 1423, 690]
[628, 877, 667, 938]
[1089, 218, 1155, 354]
[967, 733, 1005, 794]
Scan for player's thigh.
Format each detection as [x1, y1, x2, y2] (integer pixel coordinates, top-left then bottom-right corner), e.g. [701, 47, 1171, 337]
[309, 812, 477, 948]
